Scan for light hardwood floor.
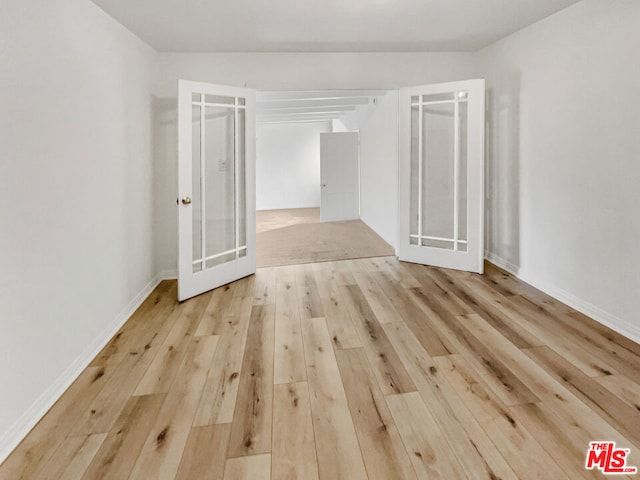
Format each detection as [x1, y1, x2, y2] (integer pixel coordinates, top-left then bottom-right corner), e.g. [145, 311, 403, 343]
[2, 257, 639, 479]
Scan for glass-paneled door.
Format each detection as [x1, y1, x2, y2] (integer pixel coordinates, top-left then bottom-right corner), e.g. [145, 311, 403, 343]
[398, 79, 485, 273]
[178, 80, 255, 301]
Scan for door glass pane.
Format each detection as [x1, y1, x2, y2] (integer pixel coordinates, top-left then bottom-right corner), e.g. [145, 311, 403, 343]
[189, 92, 247, 272]
[422, 92, 455, 103]
[423, 239, 454, 249]
[204, 104, 236, 264]
[237, 106, 247, 257]
[192, 105, 202, 272]
[206, 251, 236, 269]
[409, 102, 419, 244]
[205, 94, 235, 105]
[422, 102, 455, 241]
[458, 101, 468, 244]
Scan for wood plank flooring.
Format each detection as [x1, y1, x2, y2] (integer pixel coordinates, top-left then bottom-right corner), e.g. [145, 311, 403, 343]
[2, 258, 639, 479]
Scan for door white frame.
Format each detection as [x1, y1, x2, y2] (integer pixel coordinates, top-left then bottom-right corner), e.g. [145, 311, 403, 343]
[178, 80, 256, 301]
[397, 79, 485, 273]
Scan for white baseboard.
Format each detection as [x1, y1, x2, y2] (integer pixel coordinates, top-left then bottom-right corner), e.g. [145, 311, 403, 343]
[485, 251, 520, 276]
[158, 269, 177, 280]
[485, 252, 640, 345]
[0, 272, 164, 465]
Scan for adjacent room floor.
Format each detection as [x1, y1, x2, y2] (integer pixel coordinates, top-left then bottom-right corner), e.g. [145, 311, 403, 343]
[256, 208, 395, 267]
[2, 257, 639, 479]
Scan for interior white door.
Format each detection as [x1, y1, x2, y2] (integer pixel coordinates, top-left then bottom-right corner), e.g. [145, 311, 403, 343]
[398, 79, 485, 273]
[320, 132, 360, 222]
[178, 80, 256, 301]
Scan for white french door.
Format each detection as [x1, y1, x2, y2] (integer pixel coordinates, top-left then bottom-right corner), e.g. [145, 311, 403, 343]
[178, 80, 256, 301]
[398, 79, 485, 273]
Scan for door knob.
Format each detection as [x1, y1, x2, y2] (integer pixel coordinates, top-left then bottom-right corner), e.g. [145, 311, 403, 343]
[181, 197, 192, 205]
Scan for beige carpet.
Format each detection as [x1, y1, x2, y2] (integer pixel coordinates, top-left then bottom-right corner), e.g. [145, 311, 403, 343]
[256, 207, 320, 234]
[257, 208, 395, 267]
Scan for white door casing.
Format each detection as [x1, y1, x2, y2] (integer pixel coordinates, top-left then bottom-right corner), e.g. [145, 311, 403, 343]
[178, 80, 256, 301]
[320, 132, 360, 222]
[398, 79, 485, 273]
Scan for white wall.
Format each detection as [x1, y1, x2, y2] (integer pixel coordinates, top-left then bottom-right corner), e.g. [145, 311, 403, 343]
[0, 0, 158, 461]
[331, 119, 350, 133]
[480, 0, 640, 341]
[155, 52, 480, 96]
[356, 93, 399, 248]
[257, 121, 331, 210]
[154, 52, 480, 273]
[332, 111, 360, 133]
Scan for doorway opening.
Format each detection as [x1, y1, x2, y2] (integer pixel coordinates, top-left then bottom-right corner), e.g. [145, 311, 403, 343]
[255, 90, 396, 267]
[177, 80, 484, 301]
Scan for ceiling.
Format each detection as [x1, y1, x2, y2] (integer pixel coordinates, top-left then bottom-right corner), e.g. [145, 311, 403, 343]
[90, 0, 580, 53]
[257, 90, 384, 125]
